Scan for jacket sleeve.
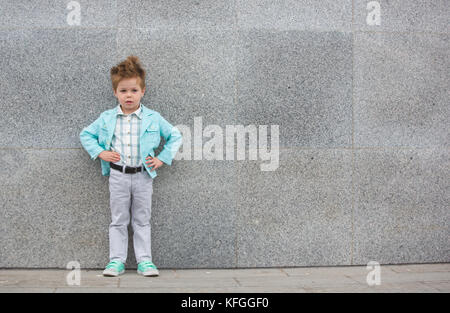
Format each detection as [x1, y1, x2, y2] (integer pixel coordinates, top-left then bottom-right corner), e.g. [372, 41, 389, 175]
[79, 115, 104, 160]
[156, 114, 183, 166]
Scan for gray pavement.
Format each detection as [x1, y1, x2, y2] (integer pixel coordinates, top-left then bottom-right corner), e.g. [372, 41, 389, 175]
[0, 263, 449, 293]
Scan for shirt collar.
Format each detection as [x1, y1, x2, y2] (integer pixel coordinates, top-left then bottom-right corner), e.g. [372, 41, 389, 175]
[117, 102, 143, 119]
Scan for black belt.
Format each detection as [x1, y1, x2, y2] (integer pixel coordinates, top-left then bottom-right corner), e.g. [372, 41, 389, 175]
[110, 162, 143, 174]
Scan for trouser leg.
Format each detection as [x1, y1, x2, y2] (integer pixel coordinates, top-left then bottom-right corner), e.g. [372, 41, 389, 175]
[108, 169, 131, 263]
[131, 169, 154, 263]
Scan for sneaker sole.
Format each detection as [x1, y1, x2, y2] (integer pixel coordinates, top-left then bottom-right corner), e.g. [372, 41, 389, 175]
[137, 269, 159, 277]
[103, 269, 125, 277]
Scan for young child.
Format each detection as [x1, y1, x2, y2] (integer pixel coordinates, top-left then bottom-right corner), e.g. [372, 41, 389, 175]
[80, 56, 182, 277]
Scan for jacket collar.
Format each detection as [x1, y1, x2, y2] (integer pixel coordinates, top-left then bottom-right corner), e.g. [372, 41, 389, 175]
[141, 104, 156, 117]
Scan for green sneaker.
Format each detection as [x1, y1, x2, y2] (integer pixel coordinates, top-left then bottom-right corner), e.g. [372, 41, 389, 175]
[103, 260, 125, 277]
[137, 260, 159, 277]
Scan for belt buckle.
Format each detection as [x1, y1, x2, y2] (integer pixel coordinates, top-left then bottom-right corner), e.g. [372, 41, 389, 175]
[125, 165, 139, 174]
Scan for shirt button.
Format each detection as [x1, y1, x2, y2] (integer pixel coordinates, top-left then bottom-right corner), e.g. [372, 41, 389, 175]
[128, 156, 131, 158]
[128, 144, 130, 146]
[127, 131, 130, 134]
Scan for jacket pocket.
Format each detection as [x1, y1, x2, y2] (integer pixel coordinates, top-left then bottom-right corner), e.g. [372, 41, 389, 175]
[144, 125, 160, 138]
[143, 125, 160, 150]
[145, 124, 159, 132]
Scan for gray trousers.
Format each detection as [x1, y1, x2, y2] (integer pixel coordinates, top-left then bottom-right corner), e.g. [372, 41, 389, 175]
[108, 166, 153, 264]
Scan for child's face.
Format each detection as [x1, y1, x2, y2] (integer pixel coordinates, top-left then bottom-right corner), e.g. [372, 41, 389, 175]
[113, 77, 146, 114]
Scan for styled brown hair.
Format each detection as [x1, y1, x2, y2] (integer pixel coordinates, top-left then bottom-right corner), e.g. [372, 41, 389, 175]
[110, 55, 146, 91]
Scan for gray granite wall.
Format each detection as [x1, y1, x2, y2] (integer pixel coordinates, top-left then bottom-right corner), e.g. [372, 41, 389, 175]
[0, 1, 448, 269]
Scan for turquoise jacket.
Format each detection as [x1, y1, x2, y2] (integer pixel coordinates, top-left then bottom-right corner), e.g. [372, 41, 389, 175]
[79, 104, 182, 178]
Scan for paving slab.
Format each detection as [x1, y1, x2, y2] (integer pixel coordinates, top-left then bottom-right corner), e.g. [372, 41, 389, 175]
[0, 264, 448, 292]
[345, 270, 450, 284]
[421, 281, 450, 292]
[0, 287, 57, 293]
[174, 268, 288, 278]
[387, 263, 450, 273]
[282, 265, 397, 278]
[119, 278, 240, 289]
[0, 269, 66, 288]
[54, 287, 174, 293]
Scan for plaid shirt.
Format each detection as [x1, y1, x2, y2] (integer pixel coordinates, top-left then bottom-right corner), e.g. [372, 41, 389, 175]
[111, 103, 143, 167]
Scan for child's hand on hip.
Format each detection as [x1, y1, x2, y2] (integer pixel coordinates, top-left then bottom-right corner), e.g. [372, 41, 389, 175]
[145, 156, 163, 171]
[98, 151, 121, 163]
